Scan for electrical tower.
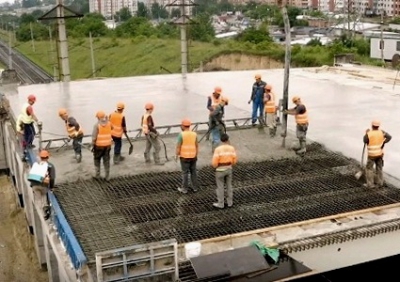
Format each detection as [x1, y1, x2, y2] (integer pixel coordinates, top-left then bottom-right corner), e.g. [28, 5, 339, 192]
[166, 0, 197, 77]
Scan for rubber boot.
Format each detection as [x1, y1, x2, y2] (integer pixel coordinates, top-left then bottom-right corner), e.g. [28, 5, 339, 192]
[292, 141, 301, 151]
[76, 153, 82, 163]
[105, 167, 110, 181]
[296, 141, 307, 156]
[94, 164, 101, 180]
[119, 155, 125, 162]
[144, 152, 151, 163]
[364, 170, 375, 188]
[113, 154, 119, 165]
[153, 152, 164, 166]
[375, 171, 384, 187]
[273, 127, 277, 136]
[269, 128, 274, 137]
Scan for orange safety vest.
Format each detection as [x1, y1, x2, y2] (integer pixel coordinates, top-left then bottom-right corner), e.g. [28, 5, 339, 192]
[65, 119, 83, 138]
[367, 130, 385, 157]
[295, 104, 308, 125]
[265, 92, 276, 114]
[180, 131, 197, 158]
[212, 144, 237, 168]
[142, 113, 152, 134]
[95, 122, 112, 147]
[110, 111, 124, 138]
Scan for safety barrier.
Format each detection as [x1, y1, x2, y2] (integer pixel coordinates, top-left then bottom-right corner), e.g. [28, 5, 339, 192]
[26, 147, 88, 270]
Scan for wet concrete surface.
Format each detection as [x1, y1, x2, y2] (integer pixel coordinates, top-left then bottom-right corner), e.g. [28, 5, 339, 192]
[6, 66, 400, 181]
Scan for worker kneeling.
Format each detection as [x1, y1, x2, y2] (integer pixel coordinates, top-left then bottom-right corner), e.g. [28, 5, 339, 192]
[212, 133, 237, 209]
[175, 119, 199, 194]
[92, 111, 113, 181]
[28, 150, 56, 220]
[363, 120, 392, 188]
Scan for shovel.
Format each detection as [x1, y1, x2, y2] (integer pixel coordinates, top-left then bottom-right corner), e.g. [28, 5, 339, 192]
[124, 132, 134, 155]
[355, 143, 366, 180]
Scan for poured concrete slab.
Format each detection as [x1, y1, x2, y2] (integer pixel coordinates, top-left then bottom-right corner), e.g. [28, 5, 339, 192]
[6, 66, 400, 181]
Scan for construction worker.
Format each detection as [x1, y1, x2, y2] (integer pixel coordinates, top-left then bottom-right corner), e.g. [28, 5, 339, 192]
[175, 119, 199, 194]
[17, 94, 41, 161]
[212, 133, 237, 209]
[209, 97, 228, 152]
[283, 96, 308, 156]
[264, 84, 277, 137]
[109, 102, 127, 164]
[207, 86, 225, 117]
[142, 103, 163, 165]
[30, 150, 56, 220]
[248, 74, 267, 126]
[92, 111, 113, 180]
[58, 108, 84, 163]
[363, 120, 392, 188]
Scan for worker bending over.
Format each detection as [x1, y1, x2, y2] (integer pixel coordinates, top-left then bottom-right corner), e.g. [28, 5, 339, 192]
[207, 87, 226, 117]
[142, 103, 163, 165]
[109, 102, 127, 164]
[212, 133, 237, 209]
[209, 98, 228, 152]
[17, 94, 41, 161]
[363, 120, 392, 188]
[58, 108, 84, 163]
[92, 111, 113, 181]
[283, 96, 308, 156]
[264, 84, 277, 137]
[175, 119, 199, 194]
[248, 74, 267, 126]
[30, 150, 56, 220]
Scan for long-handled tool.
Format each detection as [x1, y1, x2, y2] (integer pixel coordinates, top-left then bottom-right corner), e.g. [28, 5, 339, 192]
[124, 132, 134, 155]
[355, 143, 366, 180]
[158, 137, 169, 161]
[78, 142, 92, 151]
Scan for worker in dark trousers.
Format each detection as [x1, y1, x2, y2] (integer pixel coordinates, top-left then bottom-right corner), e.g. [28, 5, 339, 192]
[248, 74, 267, 126]
[363, 120, 392, 188]
[31, 150, 56, 220]
[175, 119, 199, 194]
[109, 102, 127, 164]
[58, 108, 84, 163]
[92, 111, 113, 181]
[283, 96, 308, 156]
[212, 133, 237, 209]
[209, 98, 228, 152]
[17, 94, 41, 161]
[142, 102, 164, 165]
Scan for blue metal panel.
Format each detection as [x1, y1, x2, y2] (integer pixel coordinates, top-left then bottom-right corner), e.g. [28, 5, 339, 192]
[26, 148, 88, 270]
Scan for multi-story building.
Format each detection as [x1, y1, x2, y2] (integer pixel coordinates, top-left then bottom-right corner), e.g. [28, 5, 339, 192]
[89, 0, 139, 18]
[143, 0, 194, 15]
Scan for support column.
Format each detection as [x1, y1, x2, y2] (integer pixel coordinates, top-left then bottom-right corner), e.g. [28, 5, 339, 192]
[180, 4, 188, 77]
[32, 185, 46, 266]
[56, 0, 70, 82]
[44, 234, 60, 282]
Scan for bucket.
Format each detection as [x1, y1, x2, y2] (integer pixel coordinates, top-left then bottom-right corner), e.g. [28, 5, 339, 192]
[185, 242, 202, 259]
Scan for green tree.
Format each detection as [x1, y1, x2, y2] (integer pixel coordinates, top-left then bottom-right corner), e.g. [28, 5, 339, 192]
[68, 0, 89, 14]
[115, 7, 132, 22]
[19, 13, 36, 25]
[237, 26, 272, 44]
[157, 22, 179, 38]
[31, 9, 45, 19]
[188, 13, 215, 42]
[114, 17, 156, 37]
[137, 2, 149, 18]
[16, 22, 49, 41]
[150, 3, 169, 19]
[69, 13, 108, 37]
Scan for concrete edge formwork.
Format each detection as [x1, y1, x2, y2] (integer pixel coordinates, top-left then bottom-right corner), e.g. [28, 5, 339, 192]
[3, 114, 400, 282]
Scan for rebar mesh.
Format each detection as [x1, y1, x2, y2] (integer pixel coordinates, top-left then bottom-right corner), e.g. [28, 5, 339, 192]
[54, 143, 400, 263]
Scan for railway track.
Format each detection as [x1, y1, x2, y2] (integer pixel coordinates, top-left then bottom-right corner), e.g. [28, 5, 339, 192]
[0, 40, 54, 84]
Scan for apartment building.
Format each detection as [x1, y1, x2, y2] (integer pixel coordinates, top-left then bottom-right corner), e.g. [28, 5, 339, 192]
[89, 0, 139, 18]
[143, 0, 194, 14]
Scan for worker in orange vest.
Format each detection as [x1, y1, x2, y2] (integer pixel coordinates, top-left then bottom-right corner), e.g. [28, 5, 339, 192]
[175, 119, 199, 194]
[58, 108, 84, 163]
[92, 111, 113, 181]
[363, 120, 392, 188]
[141, 102, 163, 165]
[212, 133, 237, 209]
[109, 102, 127, 165]
[263, 84, 277, 137]
[283, 96, 308, 156]
[207, 86, 226, 116]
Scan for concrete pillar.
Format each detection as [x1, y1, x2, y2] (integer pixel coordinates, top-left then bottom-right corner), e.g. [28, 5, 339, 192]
[56, 0, 71, 82]
[32, 185, 46, 266]
[22, 177, 34, 231]
[44, 234, 60, 282]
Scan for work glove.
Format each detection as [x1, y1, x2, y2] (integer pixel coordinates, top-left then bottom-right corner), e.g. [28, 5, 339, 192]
[37, 121, 43, 126]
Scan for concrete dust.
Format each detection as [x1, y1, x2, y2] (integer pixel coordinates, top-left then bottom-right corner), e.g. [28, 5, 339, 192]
[0, 176, 48, 282]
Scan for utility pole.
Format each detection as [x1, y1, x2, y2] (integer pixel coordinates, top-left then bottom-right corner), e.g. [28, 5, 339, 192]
[380, 9, 384, 63]
[166, 0, 197, 77]
[8, 30, 12, 70]
[30, 22, 36, 52]
[89, 32, 96, 78]
[281, 7, 291, 148]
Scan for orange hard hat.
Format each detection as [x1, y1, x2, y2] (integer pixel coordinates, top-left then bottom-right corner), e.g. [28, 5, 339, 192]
[39, 150, 49, 158]
[214, 87, 222, 94]
[181, 119, 191, 127]
[255, 74, 261, 79]
[96, 111, 106, 119]
[371, 120, 381, 127]
[117, 102, 125, 110]
[145, 103, 154, 110]
[292, 96, 300, 103]
[265, 85, 272, 90]
[28, 94, 36, 102]
[58, 108, 67, 116]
